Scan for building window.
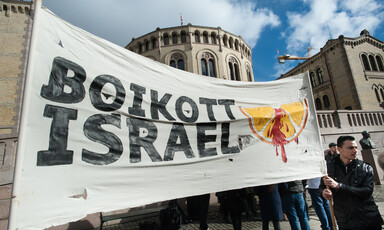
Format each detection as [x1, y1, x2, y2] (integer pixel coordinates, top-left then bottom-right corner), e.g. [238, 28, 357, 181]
[376, 55, 384, 71]
[172, 33, 178, 45]
[229, 38, 234, 49]
[381, 88, 384, 101]
[246, 65, 252, 82]
[170, 53, 185, 70]
[138, 43, 143, 53]
[375, 88, 381, 102]
[201, 53, 216, 77]
[181, 32, 187, 43]
[362, 54, 371, 70]
[316, 68, 324, 84]
[203, 32, 208, 44]
[163, 34, 169, 46]
[211, 34, 216, 44]
[145, 40, 149, 51]
[201, 59, 208, 76]
[170, 60, 176, 68]
[151, 38, 157, 49]
[315, 98, 322, 110]
[223, 36, 228, 47]
[323, 95, 330, 108]
[369, 55, 378, 71]
[310, 72, 316, 87]
[178, 60, 185, 70]
[229, 57, 240, 81]
[195, 31, 200, 43]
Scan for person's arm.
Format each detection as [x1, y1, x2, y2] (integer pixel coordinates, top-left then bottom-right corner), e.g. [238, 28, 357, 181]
[324, 165, 374, 200]
[338, 165, 374, 199]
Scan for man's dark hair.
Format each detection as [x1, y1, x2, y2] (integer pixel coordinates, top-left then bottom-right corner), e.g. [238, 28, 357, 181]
[337, 136, 355, 147]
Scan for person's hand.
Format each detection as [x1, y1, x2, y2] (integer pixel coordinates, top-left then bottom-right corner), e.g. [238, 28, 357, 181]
[322, 188, 333, 200]
[323, 176, 340, 189]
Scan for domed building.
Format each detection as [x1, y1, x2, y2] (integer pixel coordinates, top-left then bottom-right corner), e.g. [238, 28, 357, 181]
[125, 24, 254, 82]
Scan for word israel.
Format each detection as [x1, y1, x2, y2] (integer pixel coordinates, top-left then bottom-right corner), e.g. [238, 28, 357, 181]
[37, 57, 240, 167]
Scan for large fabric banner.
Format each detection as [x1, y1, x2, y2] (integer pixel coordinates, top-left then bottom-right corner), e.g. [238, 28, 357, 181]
[10, 4, 326, 230]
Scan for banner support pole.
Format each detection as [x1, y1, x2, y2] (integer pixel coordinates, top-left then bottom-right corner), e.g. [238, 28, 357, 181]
[8, 0, 42, 229]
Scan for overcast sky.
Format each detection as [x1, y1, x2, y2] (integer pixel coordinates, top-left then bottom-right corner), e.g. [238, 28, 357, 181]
[42, 0, 384, 82]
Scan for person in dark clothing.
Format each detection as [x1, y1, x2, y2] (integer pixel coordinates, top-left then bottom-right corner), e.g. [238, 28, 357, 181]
[216, 191, 231, 223]
[279, 180, 310, 230]
[321, 135, 383, 230]
[255, 184, 283, 230]
[226, 189, 245, 230]
[198, 194, 210, 230]
[325, 142, 338, 162]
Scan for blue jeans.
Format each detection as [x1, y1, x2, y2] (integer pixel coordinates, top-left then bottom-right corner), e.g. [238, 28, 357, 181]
[281, 193, 311, 230]
[308, 188, 333, 230]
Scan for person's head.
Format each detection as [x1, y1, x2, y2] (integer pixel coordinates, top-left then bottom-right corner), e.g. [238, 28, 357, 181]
[337, 136, 358, 164]
[362, 130, 370, 138]
[328, 142, 337, 154]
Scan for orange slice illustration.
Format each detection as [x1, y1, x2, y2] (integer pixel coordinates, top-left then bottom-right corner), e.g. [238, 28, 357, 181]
[240, 99, 308, 162]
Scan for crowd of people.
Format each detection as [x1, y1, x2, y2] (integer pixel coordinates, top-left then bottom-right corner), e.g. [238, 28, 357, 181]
[180, 132, 383, 230]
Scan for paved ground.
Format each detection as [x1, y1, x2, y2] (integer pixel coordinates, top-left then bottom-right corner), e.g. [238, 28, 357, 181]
[100, 184, 384, 230]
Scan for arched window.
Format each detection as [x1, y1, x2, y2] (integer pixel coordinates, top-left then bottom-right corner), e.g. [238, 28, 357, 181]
[180, 31, 187, 43]
[201, 59, 208, 76]
[203, 32, 208, 44]
[376, 56, 384, 71]
[223, 36, 228, 47]
[315, 98, 322, 110]
[323, 95, 330, 108]
[381, 88, 384, 101]
[362, 54, 371, 70]
[369, 55, 378, 71]
[145, 40, 149, 52]
[172, 33, 178, 45]
[316, 68, 324, 84]
[195, 31, 200, 43]
[138, 43, 143, 53]
[178, 60, 185, 70]
[170, 60, 176, 68]
[375, 88, 381, 102]
[246, 65, 252, 82]
[163, 34, 169, 46]
[201, 53, 216, 77]
[169, 53, 185, 70]
[310, 72, 316, 87]
[211, 34, 216, 44]
[151, 37, 157, 49]
[229, 38, 234, 49]
[229, 57, 240, 81]
[208, 60, 215, 77]
[235, 40, 239, 51]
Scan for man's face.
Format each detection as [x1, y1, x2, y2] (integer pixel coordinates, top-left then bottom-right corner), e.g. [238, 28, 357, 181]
[338, 140, 358, 162]
[329, 146, 337, 154]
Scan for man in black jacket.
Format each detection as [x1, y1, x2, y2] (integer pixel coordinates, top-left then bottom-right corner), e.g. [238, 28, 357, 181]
[321, 135, 383, 230]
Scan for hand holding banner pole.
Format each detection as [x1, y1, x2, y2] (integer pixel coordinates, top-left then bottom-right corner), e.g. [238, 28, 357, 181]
[324, 176, 337, 230]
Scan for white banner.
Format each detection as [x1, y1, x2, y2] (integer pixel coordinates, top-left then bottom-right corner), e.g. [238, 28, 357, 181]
[10, 4, 326, 230]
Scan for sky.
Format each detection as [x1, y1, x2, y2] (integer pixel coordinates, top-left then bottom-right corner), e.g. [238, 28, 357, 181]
[41, 0, 384, 82]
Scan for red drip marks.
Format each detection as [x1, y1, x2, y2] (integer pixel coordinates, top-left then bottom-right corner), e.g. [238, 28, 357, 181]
[295, 138, 299, 144]
[270, 108, 289, 162]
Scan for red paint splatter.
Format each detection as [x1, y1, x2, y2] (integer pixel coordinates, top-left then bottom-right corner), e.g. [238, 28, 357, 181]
[269, 108, 289, 162]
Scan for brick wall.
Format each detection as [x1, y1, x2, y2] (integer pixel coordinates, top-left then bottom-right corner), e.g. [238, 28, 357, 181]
[0, 1, 32, 229]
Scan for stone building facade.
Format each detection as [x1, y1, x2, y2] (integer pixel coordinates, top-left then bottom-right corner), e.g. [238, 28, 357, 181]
[280, 30, 384, 111]
[0, 1, 32, 229]
[125, 24, 254, 82]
